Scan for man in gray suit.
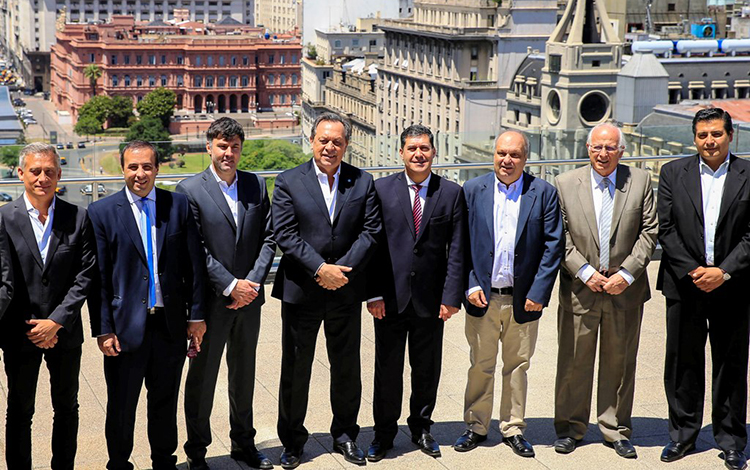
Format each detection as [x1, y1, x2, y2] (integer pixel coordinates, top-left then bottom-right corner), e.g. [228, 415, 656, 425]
[177, 117, 276, 470]
[553, 123, 658, 458]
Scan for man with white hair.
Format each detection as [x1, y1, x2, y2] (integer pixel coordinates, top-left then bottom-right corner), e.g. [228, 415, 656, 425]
[552, 123, 658, 458]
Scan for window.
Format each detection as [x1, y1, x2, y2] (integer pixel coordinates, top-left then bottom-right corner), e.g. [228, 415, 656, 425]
[89, 53, 95, 63]
[195, 56, 202, 66]
[280, 74, 286, 85]
[218, 76, 226, 87]
[111, 54, 118, 65]
[280, 94, 286, 104]
[268, 54, 274, 64]
[194, 76, 202, 87]
[243, 56, 249, 66]
[177, 75, 183, 86]
[470, 66, 478, 81]
[138, 95, 143, 102]
[369, 39, 376, 46]
[291, 54, 298, 64]
[148, 55, 156, 65]
[269, 94, 275, 105]
[229, 76, 237, 87]
[177, 56, 184, 65]
[207, 56, 214, 66]
[291, 94, 297, 104]
[231, 56, 236, 66]
[334, 40, 342, 48]
[161, 75, 167, 86]
[136, 55, 142, 65]
[161, 55, 166, 65]
[280, 54, 285, 64]
[470, 47, 478, 60]
[241, 76, 249, 86]
[667, 3, 676, 12]
[137, 76, 143, 86]
[149, 76, 155, 86]
[124, 55, 130, 65]
[219, 56, 225, 66]
[112, 75, 118, 86]
[268, 74, 275, 85]
[206, 76, 214, 87]
[352, 39, 359, 46]
[291, 74, 298, 85]
[124, 75, 131, 86]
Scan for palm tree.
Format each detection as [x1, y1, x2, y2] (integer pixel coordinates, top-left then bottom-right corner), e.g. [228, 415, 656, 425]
[83, 64, 102, 96]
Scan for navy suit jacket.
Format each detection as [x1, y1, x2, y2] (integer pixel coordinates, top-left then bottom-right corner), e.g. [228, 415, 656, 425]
[0, 213, 13, 321]
[272, 159, 381, 306]
[464, 172, 564, 323]
[88, 188, 206, 352]
[176, 168, 276, 308]
[367, 172, 466, 316]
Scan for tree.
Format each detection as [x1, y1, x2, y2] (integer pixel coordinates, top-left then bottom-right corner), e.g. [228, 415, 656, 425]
[78, 95, 111, 125]
[0, 145, 20, 172]
[306, 43, 318, 60]
[83, 64, 102, 96]
[108, 95, 134, 128]
[136, 87, 176, 128]
[124, 116, 173, 163]
[238, 139, 309, 194]
[75, 114, 103, 138]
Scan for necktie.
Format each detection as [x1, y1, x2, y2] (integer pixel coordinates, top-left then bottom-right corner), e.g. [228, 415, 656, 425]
[599, 178, 613, 272]
[411, 184, 422, 236]
[141, 197, 156, 309]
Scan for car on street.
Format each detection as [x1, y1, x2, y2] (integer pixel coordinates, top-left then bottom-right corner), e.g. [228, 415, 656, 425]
[12, 98, 24, 107]
[80, 183, 107, 197]
[77, 142, 86, 149]
[60, 155, 67, 165]
[55, 185, 67, 196]
[66, 142, 73, 149]
[22, 119, 37, 125]
[0, 192, 12, 202]
[56, 143, 64, 150]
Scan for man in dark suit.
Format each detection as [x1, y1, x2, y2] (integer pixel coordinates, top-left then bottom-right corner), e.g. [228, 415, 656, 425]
[365, 124, 465, 462]
[177, 118, 275, 470]
[0, 143, 97, 469]
[272, 112, 381, 468]
[0, 213, 13, 320]
[658, 107, 750, 470]
[88, 141, 206, 470]
[453, 130, 563, 459]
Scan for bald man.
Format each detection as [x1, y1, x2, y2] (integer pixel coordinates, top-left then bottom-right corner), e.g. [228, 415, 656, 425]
[454, 131, 563, 459]
[553, 124, 657, 458]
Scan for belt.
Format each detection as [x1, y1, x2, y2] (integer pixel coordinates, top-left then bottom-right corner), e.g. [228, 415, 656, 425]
[147, 307, 165, 315]
[491, 287, 513, 295]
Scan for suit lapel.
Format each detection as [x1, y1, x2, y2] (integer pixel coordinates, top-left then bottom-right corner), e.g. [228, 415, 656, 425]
[42, 200, 65, 274]
[202, 168, 237, 232]
[718, 154, 747, 229]
[609, 165, 632, 238]
[515, 174, 537, 246]
[395, 172, 416, 239]
[576, 168, 600, 249]
[417, 174, 442, 244]
[235, 171, 249, 244]
[12, 198, 43, 270]
[116, 190, 147, 265]
[332, 163, 354, 224]
[481, 173, 495, 241]
[155, 189, 169, 264]
[681, 156, 704, 225]
[301, 160, 332, 225]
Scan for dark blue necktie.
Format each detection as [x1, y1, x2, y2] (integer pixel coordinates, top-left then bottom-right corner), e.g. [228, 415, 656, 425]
[141, 197, 156, 309]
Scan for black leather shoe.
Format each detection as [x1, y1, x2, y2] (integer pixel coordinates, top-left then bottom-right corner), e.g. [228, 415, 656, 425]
[503, 435, 535, 458]
[412, 432, 441, 458]
[453, 430, 487, 452]
[607, 439, 637, 459]
[366, 440, 392, 462]
[231, 447, 274, 469]
[660, 441, 695, 462]
[723, 450, 748, 470]
[186, 456, 210, 470]
[280, 448, 303, 470]
[333, 441, 366, 465]
[553, 437, 579, 454]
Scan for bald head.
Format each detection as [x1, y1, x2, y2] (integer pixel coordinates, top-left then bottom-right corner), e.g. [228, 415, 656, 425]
[494, 131, 529, 186]
[586, 124, 625, 177]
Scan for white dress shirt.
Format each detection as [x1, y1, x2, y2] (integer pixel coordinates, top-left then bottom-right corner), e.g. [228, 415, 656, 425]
[576, 168, 635, 285]
[209, 164, 241, 296]
[491, 174, 523, 289]
[700, 155, 730, 265]
[125, 187, 164, 308]
[24, 193, 55, 265]
[313, 160, 340, 222]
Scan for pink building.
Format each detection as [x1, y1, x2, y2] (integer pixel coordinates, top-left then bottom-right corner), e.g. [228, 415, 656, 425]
[51, 16, 302, 124]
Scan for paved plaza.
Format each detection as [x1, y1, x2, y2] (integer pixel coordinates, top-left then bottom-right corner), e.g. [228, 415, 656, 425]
[0, 262, 742, 469]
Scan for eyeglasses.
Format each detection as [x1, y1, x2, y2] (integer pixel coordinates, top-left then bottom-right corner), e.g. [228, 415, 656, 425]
[589, 145, 622, 154]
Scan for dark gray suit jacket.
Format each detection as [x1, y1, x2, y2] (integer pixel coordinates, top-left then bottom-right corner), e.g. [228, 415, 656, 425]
[0, 213, 13, 320]
[176, 167, 276, 308]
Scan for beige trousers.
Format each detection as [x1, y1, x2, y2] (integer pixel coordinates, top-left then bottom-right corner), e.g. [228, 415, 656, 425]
[463, 293, 539, 437]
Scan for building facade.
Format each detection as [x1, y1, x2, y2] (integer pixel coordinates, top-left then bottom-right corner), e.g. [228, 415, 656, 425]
[50, 15, 301, 123]
[255, 0, 301, 35]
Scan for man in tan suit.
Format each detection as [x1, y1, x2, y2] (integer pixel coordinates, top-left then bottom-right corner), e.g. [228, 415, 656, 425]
[553, 123, 658, 459]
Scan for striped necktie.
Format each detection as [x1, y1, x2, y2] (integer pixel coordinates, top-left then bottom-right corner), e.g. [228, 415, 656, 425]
[141, 197, 156, 309]
[599, 178, 613, 272]
[411, 184, 422, 236]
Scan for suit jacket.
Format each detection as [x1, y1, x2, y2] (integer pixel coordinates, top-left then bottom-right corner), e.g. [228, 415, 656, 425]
[272, 159, 381, 306]
[367, 172, 466, 317]
[176, 168, 275, 309]
[0, 197, 97, 350]
[88, 188, 206, 352]
[657, 154, 750, 300]
[0, 213, 12, 320]
[464, 172, 564, 323]
[556, 164, 658, 313]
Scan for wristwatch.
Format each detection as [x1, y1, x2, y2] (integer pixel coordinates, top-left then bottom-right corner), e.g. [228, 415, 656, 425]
[721, 268, 731, 281]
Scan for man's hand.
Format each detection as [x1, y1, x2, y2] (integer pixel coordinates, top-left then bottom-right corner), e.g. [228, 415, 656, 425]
[439, 304, 459, 321]
[367, 300, 386, 319]
[467, 289, 488, 308]
[228, 280, 261, 310]
[187, 321, 207, 352]
[585, 271, 609, 293]
[97, 333, 121, 356]
[602, 273, 629, 295]
[691, 266, 725, 293]
[37, 336, 59, 349]
[26, 319, 62, 347]
[316, 264, 352, 290]
[525, 299, 543, 312]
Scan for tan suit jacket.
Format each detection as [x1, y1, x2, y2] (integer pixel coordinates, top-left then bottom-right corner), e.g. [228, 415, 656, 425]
[555, 164, 658, 314]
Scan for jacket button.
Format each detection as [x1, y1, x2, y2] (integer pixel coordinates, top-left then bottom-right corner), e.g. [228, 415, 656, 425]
[413, 248, 418, 254]
[42, 278, 49, 286]
[142, 299, 146, 304]
[410, 271, 416, 277]
[490, 252, 493, 258]
[143, 275, 148, 281]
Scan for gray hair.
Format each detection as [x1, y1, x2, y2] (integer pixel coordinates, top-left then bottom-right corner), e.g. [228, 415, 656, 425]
[311, 112, 352, 142]
[586, 123, 627, 150]
[495, 130, 530, 158]
[18, 143, 60, 170]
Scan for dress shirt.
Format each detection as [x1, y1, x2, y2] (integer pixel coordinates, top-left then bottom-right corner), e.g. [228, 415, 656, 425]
[125, 187, 164, 308]
[313, 161, 341, 277]
[575, 167, 635, 285]
[23, 193, 55, 265]
[209, 164, 241, 297]
[491, 174, 523, 289]
[700, 154, 730, 265]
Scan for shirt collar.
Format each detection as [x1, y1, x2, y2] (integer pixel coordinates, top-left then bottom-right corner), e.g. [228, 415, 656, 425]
[23, 192, 55, 215]
[209, 163, 237, 189]
[313, 159, 341, 182]
[494, 173, 523, 194]
[591, 166, 617, 188]
[699, 154, 731, 175]
[405, 172, 431, 189]
[126, 186, 156, 205]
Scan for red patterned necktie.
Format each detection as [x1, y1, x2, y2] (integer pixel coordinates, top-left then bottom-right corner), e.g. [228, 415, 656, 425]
[412, 184, 422, 236]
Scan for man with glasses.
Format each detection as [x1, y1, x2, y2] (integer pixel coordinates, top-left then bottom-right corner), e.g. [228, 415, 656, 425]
[553, 123, 658, 458]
